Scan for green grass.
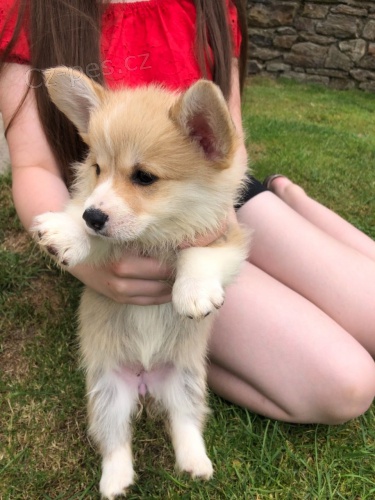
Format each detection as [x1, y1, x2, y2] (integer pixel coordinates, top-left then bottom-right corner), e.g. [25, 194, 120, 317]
[243, 76, 375, 239]
[1, 77, 375, 499]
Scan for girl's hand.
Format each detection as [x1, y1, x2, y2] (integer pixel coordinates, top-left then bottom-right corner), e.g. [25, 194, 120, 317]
[70, 252, 173, 305]
[179, 208, 236, 249]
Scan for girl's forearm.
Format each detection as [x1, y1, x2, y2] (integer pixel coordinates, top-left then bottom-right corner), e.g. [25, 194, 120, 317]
[12, 164, 70, 231]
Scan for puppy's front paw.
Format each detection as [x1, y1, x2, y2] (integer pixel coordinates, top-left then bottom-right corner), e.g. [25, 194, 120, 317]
[172, 277, 225, 319]
[32, 212, 90, 267]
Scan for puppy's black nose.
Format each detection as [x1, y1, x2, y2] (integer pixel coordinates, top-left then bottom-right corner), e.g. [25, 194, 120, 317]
[82, 208, 108, 231]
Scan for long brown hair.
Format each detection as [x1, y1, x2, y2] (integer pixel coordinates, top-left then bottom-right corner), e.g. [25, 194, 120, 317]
[0, 0, 248, 187]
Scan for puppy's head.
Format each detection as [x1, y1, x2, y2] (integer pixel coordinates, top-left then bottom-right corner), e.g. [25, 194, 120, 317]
[44, 67, 246, 247]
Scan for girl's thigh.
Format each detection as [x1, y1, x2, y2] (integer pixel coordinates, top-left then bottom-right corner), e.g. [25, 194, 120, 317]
[237, 191, 375, 354]
[208, 262, 375, 424]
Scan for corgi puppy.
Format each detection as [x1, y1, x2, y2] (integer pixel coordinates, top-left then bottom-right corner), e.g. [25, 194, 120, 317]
[32, 67, 249, 499]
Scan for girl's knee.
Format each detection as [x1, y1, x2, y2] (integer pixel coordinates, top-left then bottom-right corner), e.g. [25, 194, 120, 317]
[316, 358, 375, 425]
[268, 176, 307, 201]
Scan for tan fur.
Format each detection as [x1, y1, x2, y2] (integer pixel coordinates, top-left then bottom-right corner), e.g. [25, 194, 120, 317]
[33, 67, 250, 499]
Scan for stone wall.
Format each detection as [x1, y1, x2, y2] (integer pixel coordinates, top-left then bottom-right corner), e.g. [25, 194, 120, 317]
[248, 0, 375, 91]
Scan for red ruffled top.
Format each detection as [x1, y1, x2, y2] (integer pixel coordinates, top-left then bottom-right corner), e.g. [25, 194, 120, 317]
[0, 0, 241, 91]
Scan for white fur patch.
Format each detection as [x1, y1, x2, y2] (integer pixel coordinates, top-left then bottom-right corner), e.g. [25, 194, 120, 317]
[88, 370, 139, 450]
[100, 445, 134, 499]
[83, 178, 148, 240]
[103, 117, 114, 155]
[83, 178, 115, 212]
[32, 211, 91, 267]
[172, 245, 245, 318]
[171, 417, 213, 479]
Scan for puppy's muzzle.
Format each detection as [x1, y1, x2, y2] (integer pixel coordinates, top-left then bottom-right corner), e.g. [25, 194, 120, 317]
[83, 207, 109, 232]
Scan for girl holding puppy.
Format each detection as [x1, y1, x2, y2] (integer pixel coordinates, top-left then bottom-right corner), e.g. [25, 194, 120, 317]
[1, 0, 374, 424]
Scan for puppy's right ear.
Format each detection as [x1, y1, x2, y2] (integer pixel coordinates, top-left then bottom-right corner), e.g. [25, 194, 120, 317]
[43, 66, 104, 135]
[169, 80, 237, 169]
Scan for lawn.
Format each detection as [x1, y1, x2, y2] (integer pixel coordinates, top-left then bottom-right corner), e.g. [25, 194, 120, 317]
[1, 77, 374, 499]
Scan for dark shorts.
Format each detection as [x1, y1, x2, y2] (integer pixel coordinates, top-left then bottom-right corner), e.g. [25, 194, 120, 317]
[235, 174, 267, 210]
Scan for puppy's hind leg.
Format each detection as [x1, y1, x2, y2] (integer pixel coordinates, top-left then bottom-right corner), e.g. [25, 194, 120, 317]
[153, 367, 213, 480]
[87, 370, 139, 499]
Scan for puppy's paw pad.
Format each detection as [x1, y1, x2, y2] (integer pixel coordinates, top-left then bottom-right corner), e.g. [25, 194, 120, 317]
[177, 452, 213, 480]
[173, 278, 225, 319]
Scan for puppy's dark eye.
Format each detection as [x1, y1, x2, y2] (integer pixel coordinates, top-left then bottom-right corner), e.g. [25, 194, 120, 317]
[93, 164, 101, 176]
[131, 169, 158, 186]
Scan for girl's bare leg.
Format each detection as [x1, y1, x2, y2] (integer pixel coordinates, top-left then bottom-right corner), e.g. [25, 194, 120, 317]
[207, 193, 375, 423]
[267, 176, 375, 261]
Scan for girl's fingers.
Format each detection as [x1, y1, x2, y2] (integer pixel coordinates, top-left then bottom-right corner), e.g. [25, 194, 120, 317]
[178, 212, 235, 249]
[106, 277, 173, 302]
[109, 254, 173, 281]
[71, 251, 174, 304]
[124, 294, 173, 306]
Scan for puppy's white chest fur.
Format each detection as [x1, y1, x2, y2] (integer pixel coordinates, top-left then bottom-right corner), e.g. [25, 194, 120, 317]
[79, 290, 213, 374]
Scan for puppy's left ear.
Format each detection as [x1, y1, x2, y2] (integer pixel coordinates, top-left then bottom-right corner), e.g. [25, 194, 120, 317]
[43, 66, 105, 136]
[170, 80, 237, 167]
